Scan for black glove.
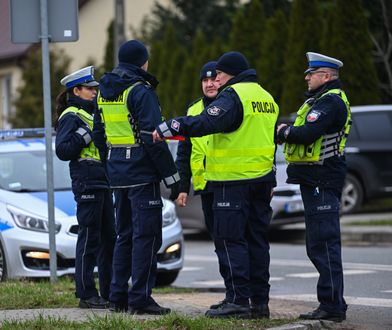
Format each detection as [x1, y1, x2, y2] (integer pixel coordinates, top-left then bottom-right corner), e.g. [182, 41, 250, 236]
[169, 182, 180, 201]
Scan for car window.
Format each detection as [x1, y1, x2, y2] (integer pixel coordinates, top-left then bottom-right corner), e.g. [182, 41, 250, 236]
[353, 112, 392, 141]
[0, 150, 71, 192]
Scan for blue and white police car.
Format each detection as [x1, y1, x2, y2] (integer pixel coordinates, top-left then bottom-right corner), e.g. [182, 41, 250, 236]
[0, 129, 183, 285]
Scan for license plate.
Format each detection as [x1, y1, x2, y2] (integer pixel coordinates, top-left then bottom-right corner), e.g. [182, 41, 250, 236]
[284, 201, 304, 213]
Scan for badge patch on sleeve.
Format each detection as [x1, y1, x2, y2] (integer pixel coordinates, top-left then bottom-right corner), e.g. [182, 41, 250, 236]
[171, 119, 180, 132]
[207, 106, 222, 116]
[307, 110, 321, 122]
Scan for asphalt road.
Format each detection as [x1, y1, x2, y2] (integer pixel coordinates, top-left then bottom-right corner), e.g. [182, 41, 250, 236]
[173, 229, 392, 330]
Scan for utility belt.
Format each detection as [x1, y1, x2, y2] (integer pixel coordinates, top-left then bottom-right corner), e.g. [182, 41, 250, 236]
[78, 158, 102, 164]
[107, 142, 141, 160]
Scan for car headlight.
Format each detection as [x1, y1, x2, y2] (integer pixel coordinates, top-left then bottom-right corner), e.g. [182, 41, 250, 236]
[7, 205, 61, 233]
[162, 199, 176, 227]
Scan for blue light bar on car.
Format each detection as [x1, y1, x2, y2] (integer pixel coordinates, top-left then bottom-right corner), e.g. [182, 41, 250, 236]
[0, 128, 54, 140]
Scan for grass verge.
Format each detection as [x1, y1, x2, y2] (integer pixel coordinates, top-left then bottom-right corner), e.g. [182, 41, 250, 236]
[346, 219, 392, 226]
[0, 312, 293, 330]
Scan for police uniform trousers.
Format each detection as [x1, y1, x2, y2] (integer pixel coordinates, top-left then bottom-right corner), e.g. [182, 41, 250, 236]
[109, 182, 163, 308]
[300, 185, 347, 314]
[211, 181, 274, 306]
[74, 188, 116, 300]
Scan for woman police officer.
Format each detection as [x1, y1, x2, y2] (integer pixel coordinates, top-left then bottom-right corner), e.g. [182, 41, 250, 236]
[55, 66, 116, 309]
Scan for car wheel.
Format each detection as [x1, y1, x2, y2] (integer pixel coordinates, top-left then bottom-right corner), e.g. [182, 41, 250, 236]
[341, 173, 363, 214]
[0, 240, 7, 281]
[155, 271, 179, 287]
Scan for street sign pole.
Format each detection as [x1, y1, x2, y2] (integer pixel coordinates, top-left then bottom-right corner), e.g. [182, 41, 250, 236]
[40, 0, 57, 283]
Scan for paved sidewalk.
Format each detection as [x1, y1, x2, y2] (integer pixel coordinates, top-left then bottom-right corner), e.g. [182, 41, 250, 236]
[0, 293, 361, 330]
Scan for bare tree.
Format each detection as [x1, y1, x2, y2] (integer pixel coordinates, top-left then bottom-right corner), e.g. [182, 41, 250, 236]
[369, 0, 392, 99]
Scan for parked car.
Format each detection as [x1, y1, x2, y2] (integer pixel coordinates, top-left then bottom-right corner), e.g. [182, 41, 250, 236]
[342, 105, 392, 213]
[0, 130, 183, 286]
[162, 141, 304, 231]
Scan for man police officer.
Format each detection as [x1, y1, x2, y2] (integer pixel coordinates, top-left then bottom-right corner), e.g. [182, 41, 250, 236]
[153, 51, 279, 319]
[97, 40, 179, 314]
[277, 52, 351, 322]
[172, 61, 219, 235]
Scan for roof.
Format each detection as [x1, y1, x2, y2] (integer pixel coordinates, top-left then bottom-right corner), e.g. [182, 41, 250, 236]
[0, 0, 31, 61]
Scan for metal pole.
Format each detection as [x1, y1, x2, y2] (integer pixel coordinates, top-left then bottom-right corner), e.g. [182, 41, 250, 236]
[114, 0, 125, 66]
[40, 0, 57, 282]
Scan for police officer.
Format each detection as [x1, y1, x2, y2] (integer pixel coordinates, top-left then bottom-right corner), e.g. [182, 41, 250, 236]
[97, 40, 179, 315]
[55, 66, 116, 309]
[172, 61, 219, 235]
[153, 51, 279, 319]
[277, 52, 350, 322]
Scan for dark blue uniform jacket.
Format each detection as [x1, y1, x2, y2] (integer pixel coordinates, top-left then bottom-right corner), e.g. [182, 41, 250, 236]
[157, 69, 276, 185]
[99, 63, 178, 187]
[277, 79, 348, 190]
[55, 95, 109, 191]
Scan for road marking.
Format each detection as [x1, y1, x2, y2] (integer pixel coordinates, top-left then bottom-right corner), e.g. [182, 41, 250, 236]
[182, 267, 204, 271]
[382, 290, 392, 293]
[188, 256, 392, 272]
[287, 269, 375, 278]
[273, 294, 392, 308]
[192, 277, 284, 286]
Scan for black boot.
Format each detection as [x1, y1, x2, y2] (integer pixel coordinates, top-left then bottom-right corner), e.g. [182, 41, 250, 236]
[128, 301, 171, 315]
[209, 299, 228, 309]
[299, 308, 346, 322]
[79, 296, 109, 309]
[205, 303, 251, 319]
[251, 304, 270, 319]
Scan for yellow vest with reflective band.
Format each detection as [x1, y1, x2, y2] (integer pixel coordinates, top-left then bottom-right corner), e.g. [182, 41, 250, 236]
[59, 107, 100, 161]
[97, 82, 142, 146]
[205, 82, 279, 181]
[284, 89, 351, 164]
[187, 99, 209, 191]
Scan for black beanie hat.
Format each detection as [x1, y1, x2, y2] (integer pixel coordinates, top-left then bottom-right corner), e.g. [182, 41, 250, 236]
[118, 40, 149, 67]
[200, 61, 217, 81]
[216, 51, 249, 76]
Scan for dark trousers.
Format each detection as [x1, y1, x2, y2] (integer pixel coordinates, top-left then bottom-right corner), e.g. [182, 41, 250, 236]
[74, 188, 116, 300]
[109, 182, 163, 308]
[300, 185, 347, 314]
[211, 181, 273, 306]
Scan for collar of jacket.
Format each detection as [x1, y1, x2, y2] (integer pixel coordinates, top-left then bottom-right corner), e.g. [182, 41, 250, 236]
[305, 79, 342, 98]
[117, 62, 159, 88]
[218, 68, 258, 92]
[67, 95, 96, 114]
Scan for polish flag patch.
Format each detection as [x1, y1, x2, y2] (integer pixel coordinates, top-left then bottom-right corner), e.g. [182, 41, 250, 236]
[307, 110, 321, 122]
[171, 119, 180, 132]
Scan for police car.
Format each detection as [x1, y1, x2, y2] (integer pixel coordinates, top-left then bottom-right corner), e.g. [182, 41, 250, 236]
[0, 129, 183, 286]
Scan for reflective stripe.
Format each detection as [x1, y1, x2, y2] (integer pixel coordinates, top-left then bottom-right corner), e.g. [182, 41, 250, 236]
[164, 172, 180, 186]
[207, 147, 275, 158]
[159, 122, 172, 137]
[207, 160, 273, 172]
[78, 158, 102, 163]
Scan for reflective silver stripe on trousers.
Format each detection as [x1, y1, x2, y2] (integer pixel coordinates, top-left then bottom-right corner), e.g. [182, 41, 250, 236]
[164, 172, 180, 186]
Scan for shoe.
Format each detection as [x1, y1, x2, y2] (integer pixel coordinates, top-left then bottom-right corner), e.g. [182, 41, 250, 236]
[251, 304, 270, 319]
[109, 302, 128, 313]
[205, 303, 251, 319]
[299, 308, 346, 322]
[128, 302, 171, 315]
[79, 296, 109, 309]
[209, 299, 228, 309]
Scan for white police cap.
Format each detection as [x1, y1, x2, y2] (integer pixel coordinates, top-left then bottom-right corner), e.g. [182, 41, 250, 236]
[60, 66, 99, 89]
[305, 52, 343, 74]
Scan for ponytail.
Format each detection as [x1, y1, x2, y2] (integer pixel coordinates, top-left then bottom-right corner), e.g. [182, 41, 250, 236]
[55, 90, 70, 122]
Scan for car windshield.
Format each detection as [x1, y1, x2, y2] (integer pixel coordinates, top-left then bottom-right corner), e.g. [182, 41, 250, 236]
[0, 150, 71, 192]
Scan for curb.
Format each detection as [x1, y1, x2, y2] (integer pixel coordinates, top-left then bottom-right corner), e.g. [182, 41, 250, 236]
[341, 226, 392, 245]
